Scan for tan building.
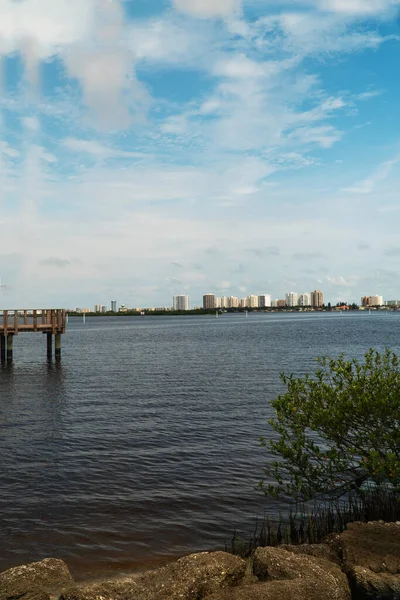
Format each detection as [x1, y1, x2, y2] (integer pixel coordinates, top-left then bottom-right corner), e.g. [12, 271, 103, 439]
[203, 293, 216, 309]
[247, 295, 259, 308]
[311, 290, 324, 307]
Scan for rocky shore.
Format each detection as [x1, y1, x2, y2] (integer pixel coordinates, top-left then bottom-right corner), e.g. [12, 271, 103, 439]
[1, 522, 399, 600]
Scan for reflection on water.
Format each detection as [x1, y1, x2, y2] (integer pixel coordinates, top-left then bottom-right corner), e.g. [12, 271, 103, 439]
[0, 312, 399, 579]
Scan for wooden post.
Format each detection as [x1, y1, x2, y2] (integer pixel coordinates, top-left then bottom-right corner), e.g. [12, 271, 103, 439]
[14, 311, 18, 335]
[55, 333, 62, 358]
[0, 334, 5, 361]
[47, 333, 53, 359]
[33, 310, 38, 332]
[7, 334, 13, 360]
[3, 310, 8, 336]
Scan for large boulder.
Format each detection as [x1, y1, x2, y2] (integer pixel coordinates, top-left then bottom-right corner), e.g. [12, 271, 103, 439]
[205, 580, 346, 600]
[336, 521, 400, 599]
[0, 558, 73, 600]
[205, 546, 350, 600]
[279, 543, 341, 565]
[61, 551, 246, 600]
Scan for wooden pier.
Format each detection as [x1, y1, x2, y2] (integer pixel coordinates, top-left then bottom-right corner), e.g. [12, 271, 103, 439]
[0, 309, 66, 360]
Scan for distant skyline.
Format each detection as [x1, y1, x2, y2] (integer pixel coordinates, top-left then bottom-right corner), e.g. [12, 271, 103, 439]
[1, 0, 400, 308]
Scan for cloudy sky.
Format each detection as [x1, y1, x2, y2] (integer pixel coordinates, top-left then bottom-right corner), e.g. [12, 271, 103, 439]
[1, 0, 400, 309]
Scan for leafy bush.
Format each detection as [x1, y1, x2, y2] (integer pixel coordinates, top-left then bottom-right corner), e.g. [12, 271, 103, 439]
[260, 349, 400, 501]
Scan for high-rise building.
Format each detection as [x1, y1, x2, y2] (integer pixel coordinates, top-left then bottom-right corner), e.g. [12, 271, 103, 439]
[247, 295, 259, 308]
[361, 296, 370, 307]
[203, 294, 216, 310]
[258, 294, 272, 308]
[285, 292, 299, 307]
[361, 295, 383, 307]
[101, 305, 107, 313]
[277, 299, 286, 308]
[111, 300, 117, 312]
[240, 298, 248, 308]
[370, 295, 383, 307]
[311, 290, 324, 307]
[173, 295, 190, 311]
[299, 293, 311, 307]
[219, 296, 229, 309]
[227, 296, 239, 308]
[94, 304, 101, 312]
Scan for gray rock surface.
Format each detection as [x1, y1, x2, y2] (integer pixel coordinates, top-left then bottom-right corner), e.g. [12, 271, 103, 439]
[61, 551, 246, 600]
[0, 558, 73, 600]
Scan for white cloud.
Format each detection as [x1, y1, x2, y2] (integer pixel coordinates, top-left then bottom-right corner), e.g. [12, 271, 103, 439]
[213, 54, 269, 78]
[172, 0, 241, 18]
[21, 117, 40, 131]
[343, 155, 400, 194]
[357, 90, 383, 100]
[326, 275, 359, 286]
[0, 142, 19, 158]
[62, 138, 146, 159]
[0, 0, 149, 129]
[314, 0, 399, 15]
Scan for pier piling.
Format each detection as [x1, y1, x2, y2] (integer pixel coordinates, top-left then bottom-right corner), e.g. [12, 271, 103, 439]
[7, 334, 13, 360]
[55, 333, 62, 358]
[0, 334, 5, 362]
[47, 333, 53, 358]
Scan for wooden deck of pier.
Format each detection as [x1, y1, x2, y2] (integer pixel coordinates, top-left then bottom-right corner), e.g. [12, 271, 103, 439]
[0, 309, 66, 360]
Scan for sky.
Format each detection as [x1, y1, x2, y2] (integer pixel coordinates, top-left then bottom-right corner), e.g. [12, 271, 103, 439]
[1, 0, 400, 309]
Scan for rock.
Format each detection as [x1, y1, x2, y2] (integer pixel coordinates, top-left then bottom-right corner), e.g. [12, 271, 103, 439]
[205, 580, 346, 600]
[337, 522, 400, 599]
[279, 543, 341, 565]
[61, 551, 246, 600]
[0, 559, 73, 600]
[14, 592, 50, 600]
[340, 522, 400, 574]
[350, 566, 400, 600]
[251, 547, 350, 600]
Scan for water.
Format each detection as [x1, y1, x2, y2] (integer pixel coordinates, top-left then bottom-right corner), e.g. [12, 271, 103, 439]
[0, 312, 398, 579]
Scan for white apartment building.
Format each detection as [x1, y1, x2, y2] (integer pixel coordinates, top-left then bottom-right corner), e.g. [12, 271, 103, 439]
[227, 296, 239, 308]
[271, 299, 278, 308]
[369, 295, 384, 306]
[247, 295, 259, 308]
[285, 292, 299, 307]
[218, 296, 229, 309]
[298, 293, 311, 306]
[240, 298, 248, 308]
[173, 295, 190, 311]
[258, 294, 272, 308]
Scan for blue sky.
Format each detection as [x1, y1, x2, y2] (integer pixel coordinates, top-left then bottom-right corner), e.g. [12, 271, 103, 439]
[1, 0, 400, 308]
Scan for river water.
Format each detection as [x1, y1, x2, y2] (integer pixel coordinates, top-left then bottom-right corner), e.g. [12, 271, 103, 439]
[0, 312, 398, 578]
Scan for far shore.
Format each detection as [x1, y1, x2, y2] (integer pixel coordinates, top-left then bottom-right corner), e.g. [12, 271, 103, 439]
[67, 307, 397, 317]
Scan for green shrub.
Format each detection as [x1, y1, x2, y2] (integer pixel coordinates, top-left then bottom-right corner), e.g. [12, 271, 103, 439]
[260, 349, 400, 501]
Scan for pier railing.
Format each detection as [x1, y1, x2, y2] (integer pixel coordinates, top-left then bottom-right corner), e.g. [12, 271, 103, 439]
[0, 309, 66, 360]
